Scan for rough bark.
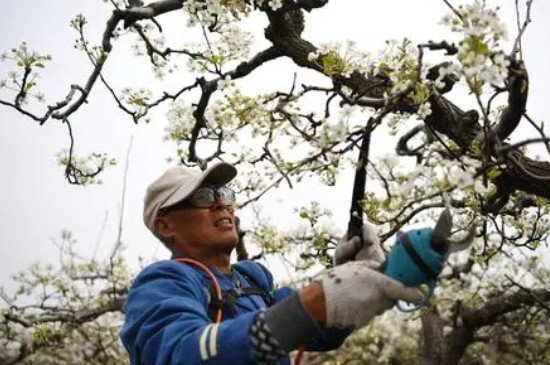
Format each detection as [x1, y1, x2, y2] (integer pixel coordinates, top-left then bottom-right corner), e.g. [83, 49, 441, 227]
[421, 305, 448, 365]
[421, 289, 550, 365]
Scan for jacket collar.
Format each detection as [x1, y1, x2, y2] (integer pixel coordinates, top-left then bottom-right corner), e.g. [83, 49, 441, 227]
[170, 250, 235, 278]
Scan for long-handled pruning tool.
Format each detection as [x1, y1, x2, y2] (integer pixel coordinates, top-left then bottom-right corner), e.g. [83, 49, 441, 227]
[345, 115, 475, 311]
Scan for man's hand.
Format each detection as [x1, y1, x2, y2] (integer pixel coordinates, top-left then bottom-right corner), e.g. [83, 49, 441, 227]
[313, 261, 426, 329]
[333, 221, 385, 266]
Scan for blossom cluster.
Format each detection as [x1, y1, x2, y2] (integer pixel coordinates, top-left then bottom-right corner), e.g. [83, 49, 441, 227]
[165, 101, 195, 143]
[163, 80, 354, 207]
[251, 224, 290, 254]
[184, 0, 241, 28]
[501, 199, 550, 247]
[297, 201, 332, 227]
[325, 312, 420, 365]
[0, 42, 51, 104]
[266, 0, 283, 11]
[183, 0, 285, 29]
[374, 39, 433, 123]
[365, 144, 496, 223]
[307, 40, 371, 78]
[129, 25, 177, 79]
[164, 84, 273, 152]
[121, 87, 152, 117]
[318, 119, 349, 149]
[186, 25, 252, 74]
[375, 39, 419, 95]
[56, 150, 116, 185]
[212, 87, 272, 137]
[441, 1, 510, 94]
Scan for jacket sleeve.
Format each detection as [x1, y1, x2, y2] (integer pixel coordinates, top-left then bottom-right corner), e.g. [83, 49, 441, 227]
[120, 261, 258, 365]
[264, 270, 351, 352]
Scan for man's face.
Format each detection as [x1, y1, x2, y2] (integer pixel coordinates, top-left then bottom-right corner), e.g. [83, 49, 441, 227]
[155, 188, 238, 256]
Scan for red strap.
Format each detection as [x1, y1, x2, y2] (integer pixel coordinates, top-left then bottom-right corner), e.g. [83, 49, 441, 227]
[172, 258, 223, 323]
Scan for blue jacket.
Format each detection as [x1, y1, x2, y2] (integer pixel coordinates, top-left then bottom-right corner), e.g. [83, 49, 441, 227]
[121, 258, 349, 365]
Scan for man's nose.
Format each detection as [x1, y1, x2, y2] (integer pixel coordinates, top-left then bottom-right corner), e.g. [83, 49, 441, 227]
[211, 197, 233, 211]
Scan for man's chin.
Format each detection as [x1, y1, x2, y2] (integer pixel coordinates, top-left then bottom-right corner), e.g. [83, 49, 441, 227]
[216, 233, 238, 251]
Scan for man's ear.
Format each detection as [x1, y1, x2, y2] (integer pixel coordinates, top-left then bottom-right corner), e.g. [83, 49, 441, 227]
[154, 216, 175, 241]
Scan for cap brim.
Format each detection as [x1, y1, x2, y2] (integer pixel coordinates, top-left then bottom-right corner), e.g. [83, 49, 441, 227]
[160, 162, 237, 209]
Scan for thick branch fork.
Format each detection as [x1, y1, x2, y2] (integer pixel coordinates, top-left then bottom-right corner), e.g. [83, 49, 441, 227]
[422, 289, 550, 365]
[106, 0, 185, 46]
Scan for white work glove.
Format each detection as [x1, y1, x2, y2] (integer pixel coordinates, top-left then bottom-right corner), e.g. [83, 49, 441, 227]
[315, 261, 426, 329]
[333, 221, 385, 266]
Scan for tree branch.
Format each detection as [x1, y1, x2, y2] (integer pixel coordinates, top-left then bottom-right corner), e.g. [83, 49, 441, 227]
[187, 46, 283, 164]
[4, 297, 125, 328]
[462, 288, 550, 329]
[491, 60, 529, 142]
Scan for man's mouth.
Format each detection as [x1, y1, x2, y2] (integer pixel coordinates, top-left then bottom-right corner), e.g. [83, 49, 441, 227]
[214, 218, 233, 227]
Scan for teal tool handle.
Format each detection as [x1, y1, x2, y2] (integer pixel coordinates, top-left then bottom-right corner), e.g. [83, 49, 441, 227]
[384, 229, 444, 312]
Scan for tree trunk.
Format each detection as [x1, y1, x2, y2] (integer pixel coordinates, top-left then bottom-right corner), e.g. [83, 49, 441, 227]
[421, 304, 448, 365]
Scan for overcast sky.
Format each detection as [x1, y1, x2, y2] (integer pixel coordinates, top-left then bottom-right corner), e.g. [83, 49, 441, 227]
[1, 0, 549, 289]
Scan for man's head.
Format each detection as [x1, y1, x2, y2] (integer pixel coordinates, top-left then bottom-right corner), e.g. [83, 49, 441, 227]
[143, 163, 238, 256]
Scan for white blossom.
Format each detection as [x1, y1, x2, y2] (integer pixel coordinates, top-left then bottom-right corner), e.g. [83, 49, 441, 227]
[441, 1, 510, 93]
[267, 0, 283, 11]
[217, 75, 233, 90]
[307, 52, 319, 61]
[448, 164, 474, 187]
[473, 179, 491, 195]
[417, 102, 432, 119]
[380, 153, 399, 168]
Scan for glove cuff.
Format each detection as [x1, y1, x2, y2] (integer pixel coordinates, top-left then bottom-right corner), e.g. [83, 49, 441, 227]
[315, 271, 354, 329]
[264, 292, 323, 351]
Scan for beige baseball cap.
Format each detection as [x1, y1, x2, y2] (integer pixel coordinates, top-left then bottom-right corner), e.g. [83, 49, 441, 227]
[143, 162, 237, 234]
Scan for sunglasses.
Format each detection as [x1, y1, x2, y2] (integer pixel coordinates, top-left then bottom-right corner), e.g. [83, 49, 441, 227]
[161, 186, 236, 214]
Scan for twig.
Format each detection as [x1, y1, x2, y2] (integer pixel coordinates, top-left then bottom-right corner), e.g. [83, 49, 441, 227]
[0, 98, 48, 123]
[396, 124, 426, 162]
[511, 0, 534, 59]
[379, 202, 445, 242]
[64, 118, 76, 182]
[497, 138, 550, 154]
[523, 112, 550, 155]
[146, 80, 200, 109]
[92, 211, 110, 260]
[187, 47, 283, 164]
[337, 89, 385, 108]
[201, 24, 221, 75]
[110, 136, 133, 263]
[505, 275, 550, 311]
[14, 66, 31, 107]
[514, 0, 523, 59]
[424, 122, 464, 165]
[419, 40, 458, 56]
[442, 0, 464, 22]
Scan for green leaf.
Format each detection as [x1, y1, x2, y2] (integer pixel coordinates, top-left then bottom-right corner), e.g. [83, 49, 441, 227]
[25, 81, 35, 91]
[487, 167, 502, 180]
[211, 55, 223, 65]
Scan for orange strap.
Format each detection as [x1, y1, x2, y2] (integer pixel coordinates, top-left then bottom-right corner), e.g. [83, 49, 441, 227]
[172, 258, 223, 323]
[294, 344, 306, 365]
[174, 258, 306, 363]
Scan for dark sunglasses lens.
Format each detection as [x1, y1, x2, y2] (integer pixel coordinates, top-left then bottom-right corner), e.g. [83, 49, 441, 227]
[217, 187, 235, 205]
[188, 187, 236, 208]
[189, 188, 216, 208]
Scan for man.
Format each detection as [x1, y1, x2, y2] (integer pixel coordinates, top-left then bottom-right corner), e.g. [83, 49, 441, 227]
[120, 162, 425, 365]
